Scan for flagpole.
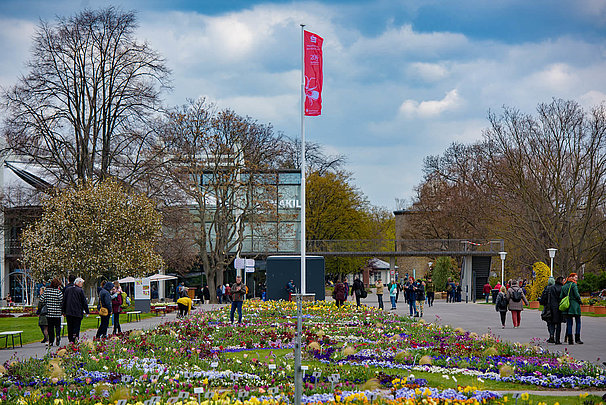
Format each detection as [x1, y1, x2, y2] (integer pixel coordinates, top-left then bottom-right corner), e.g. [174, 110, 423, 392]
[300, 24, 306, 295]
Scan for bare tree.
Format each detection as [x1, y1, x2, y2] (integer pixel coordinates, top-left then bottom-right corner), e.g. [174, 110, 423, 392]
[1, 7, 171, 187]
[410, 99, 606, 276]
[161, 99, 288, 301]
[279, 137, 346, 175]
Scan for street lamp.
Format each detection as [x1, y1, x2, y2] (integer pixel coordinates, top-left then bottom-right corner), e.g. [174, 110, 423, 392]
[547, 248, 557, 277]
[499, 252, 507, 285]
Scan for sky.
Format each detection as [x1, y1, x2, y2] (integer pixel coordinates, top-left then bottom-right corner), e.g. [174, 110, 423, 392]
[1, 0, 606, 210]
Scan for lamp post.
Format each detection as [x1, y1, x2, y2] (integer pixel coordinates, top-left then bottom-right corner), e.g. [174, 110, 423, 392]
[499, 252, 507, 285]
[547, 248, 557, 277]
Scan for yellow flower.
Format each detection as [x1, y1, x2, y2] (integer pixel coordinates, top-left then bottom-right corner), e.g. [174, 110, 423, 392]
[520, 393, 529, 401]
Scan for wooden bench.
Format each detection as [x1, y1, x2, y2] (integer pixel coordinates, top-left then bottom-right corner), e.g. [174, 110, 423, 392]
[126, 311, 141, 322]
[0, 331, 23, 349]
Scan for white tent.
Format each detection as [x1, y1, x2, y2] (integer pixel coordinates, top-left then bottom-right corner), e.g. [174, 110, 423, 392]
[117, 276, 136, 283]
[148, 274, 177, 281]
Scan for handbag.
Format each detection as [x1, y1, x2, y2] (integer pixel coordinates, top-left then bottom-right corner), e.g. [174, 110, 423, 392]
[99, 307, 109, 317]
[559, 283, 572, 311]
[360, 290, 368, 299]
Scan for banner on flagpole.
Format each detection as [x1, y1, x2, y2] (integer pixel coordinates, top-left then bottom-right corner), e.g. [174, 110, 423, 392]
[304, 30, 323, 116]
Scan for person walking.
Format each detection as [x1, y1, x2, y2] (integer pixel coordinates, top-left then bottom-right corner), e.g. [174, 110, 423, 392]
[416, 279, 425, 317]
[96, 281, 113, 339]
[333, 279, 347, 307]
[446, 278, 454, 303]
[37, 286, 49, 344]
[203, 285, 211, 303]
[111, 282, 123, 335]
[286, 280, 296, 301]
[406, 277, 418, 317]
[540, 276, 564, 344]
[216, 285, 223, 304]
[351, 277, 364, 307]
[375, 278, 384, 310]
[229, 275, 246, 324]
[62, 277, 89, 343]
[495, 285, 508, 328]
[389, 281, 398, 310]
[506, 280, 529, 328]
[483, 282, 492, 303]
[561, 272, 583, 345]
[425, 277, 435, 307]
[41, 278, 63, 347]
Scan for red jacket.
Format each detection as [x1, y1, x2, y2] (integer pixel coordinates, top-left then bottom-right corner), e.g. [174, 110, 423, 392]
[483, 283, 492, 294]
[112, 293, 123, 314]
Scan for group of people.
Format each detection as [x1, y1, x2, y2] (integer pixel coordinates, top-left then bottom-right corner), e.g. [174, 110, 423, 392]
[493, 273, 583, 344]
[538, 273, 583, 345]
[37, 276, 131, 346]
[95, 280, 129, 339]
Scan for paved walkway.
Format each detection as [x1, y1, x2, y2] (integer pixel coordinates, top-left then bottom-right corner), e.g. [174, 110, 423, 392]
[353, 292, 606, 365]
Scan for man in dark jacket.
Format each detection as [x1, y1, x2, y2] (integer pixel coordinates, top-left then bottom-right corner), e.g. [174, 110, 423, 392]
[62, 276, 89, 343]
[351, 278, 364, 307]
[229, 276, 246, 324]
[96, 281, 113, 339]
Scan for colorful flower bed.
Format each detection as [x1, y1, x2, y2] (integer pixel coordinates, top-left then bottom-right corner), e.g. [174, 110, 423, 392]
[0, 300, 604, 404]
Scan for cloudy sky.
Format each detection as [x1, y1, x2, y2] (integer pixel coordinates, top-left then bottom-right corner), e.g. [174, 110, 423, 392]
[1, 0, 606, 209]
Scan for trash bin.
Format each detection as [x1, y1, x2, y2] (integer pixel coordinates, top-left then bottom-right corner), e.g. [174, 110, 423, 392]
[491, 289, 499, 304]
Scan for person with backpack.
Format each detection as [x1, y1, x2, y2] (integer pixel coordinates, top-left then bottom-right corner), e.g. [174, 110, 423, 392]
[495, 285, 508, 328]
[506, 279, 529, 328]
[560, 272, 583, 345]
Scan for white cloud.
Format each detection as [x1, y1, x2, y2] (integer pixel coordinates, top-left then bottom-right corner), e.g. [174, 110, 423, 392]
[408, 62, 449, 82]
[399, 89, 462, 118]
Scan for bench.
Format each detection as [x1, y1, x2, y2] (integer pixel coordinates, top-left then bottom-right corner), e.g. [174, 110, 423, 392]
[151, 306, 166, 316]
[0, 331, 23, 349]
[126, 311, 141, 322]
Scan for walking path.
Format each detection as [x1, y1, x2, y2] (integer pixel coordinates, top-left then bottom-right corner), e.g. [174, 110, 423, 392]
[355, 292, 606, 365]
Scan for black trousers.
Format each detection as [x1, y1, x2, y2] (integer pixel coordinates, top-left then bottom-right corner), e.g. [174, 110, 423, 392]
[47, 317, 61, 344]
[66, 315, 82, 343]
[377, 294, 384, 309]
[178, 303, 189, 318]
[499, 311, 507, 326]
[112, 312, 121, 334]
[96, 315, 110, 338]
[427, 292, 435, 307]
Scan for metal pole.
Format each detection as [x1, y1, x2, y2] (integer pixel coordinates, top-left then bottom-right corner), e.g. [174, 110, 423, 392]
[300, 24, 306, 295]
[550, 257, 554, 278]
[294, 293, 302, 405]
[501, 258, 505, 285]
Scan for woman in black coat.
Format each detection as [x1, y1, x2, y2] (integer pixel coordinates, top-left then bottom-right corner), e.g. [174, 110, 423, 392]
[540, 276, 564, 344]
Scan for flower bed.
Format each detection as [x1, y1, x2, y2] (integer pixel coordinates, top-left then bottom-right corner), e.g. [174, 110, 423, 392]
[0, 300, 604, 404]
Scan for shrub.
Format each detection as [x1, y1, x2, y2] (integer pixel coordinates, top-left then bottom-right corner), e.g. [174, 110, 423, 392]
[530, 261, 550, 301]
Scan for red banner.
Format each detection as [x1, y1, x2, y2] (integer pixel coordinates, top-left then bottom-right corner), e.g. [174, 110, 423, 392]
[304, 30, 323, 116]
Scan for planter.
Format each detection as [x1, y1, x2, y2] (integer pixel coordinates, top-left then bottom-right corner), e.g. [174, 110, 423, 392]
[594, 305, 606, 315]
[528, 300, 540, 309]
[589, 305, 595, 313]
[580, 304, 591, 312]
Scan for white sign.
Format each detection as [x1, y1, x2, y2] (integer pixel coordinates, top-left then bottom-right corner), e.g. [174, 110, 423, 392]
[245, 259, 255, 273]
[279, 199, 301, 209]
[194, 387, 204, 394]
[134, 278, 151, 300]
[234, 258, 246, 270]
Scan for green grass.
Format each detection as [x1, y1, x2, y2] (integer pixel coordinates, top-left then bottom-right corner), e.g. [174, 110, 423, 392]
[0, 312, 157, 345]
